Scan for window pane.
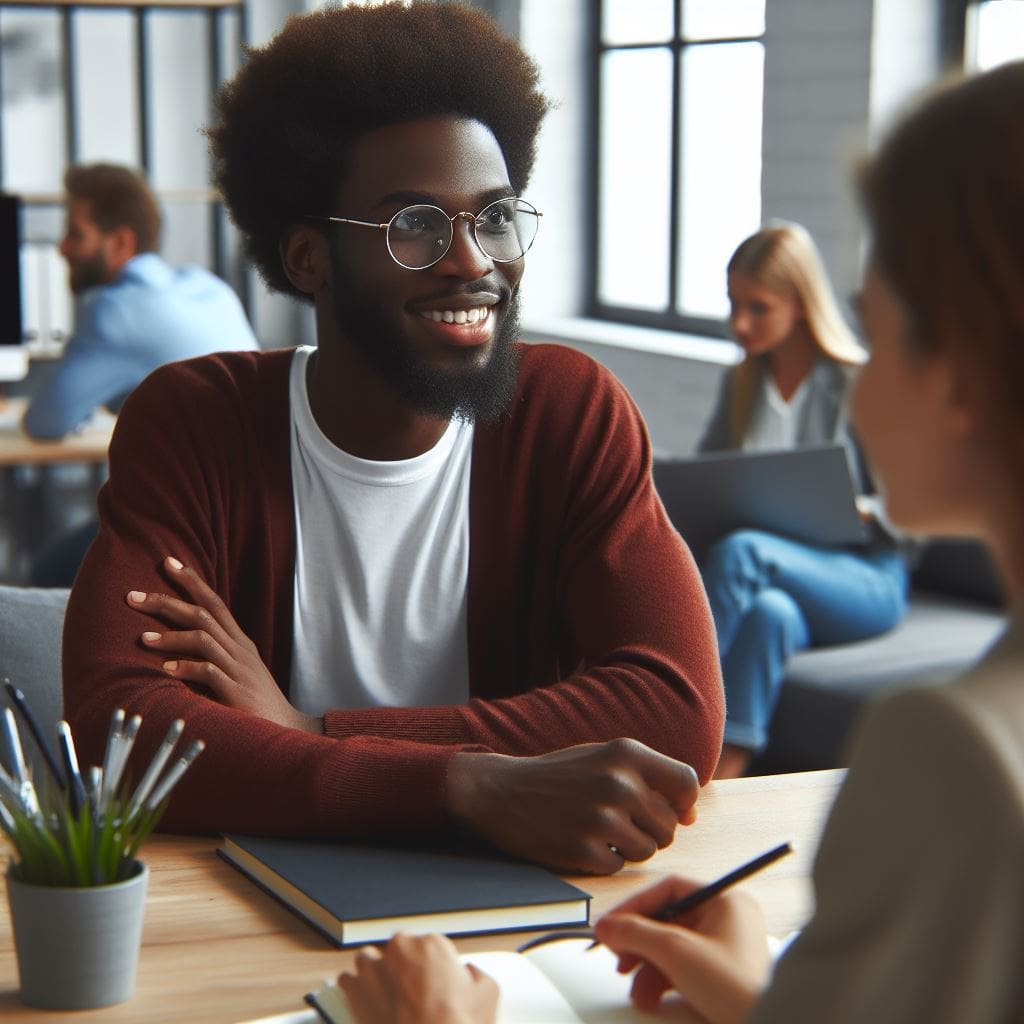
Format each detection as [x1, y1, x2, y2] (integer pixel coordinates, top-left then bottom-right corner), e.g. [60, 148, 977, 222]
[602, 0, 673, 45]
[973, 0, 1024, 70]
[0, 10, 67, 193]
[677, 41, 763, 319]
[148, 11, 210, 191]
[74, 11, 140, 166]
[682, 0, 765, 40]
[597, 48, 673, 311]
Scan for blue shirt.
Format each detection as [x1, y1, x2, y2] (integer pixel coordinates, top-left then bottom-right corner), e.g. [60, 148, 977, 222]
[24, 253, 257, 439]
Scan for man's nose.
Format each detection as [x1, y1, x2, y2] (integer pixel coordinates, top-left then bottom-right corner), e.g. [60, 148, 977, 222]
[432, 215, 492, 279]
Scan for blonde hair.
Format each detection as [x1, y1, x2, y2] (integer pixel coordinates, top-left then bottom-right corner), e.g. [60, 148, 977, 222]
[725, 222, 865, 444]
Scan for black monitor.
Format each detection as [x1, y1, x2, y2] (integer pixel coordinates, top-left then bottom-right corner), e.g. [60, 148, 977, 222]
[0, 194, 23, 346]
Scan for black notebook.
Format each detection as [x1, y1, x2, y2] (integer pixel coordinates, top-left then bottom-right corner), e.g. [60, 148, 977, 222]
[219, 835, 591, 948]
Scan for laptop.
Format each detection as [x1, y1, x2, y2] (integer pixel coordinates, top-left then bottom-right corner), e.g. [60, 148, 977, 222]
[653, 443, 869, 564]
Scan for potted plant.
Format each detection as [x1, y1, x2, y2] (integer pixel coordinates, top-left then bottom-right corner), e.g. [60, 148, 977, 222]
[1, 682, 204, 1010]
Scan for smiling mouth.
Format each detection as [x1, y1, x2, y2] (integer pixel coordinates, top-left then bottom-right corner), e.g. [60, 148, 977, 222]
[419, 307, 493, 326]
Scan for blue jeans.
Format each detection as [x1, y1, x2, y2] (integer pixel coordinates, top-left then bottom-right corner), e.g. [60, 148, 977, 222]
[702, 529, 909, 752]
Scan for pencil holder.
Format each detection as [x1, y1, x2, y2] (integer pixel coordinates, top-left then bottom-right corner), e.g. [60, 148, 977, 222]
[5, 860, 148, 1010]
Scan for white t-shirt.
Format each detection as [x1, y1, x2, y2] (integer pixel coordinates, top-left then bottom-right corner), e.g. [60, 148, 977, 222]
[743, 371, 810, 451]
[287, 346, 472, 715]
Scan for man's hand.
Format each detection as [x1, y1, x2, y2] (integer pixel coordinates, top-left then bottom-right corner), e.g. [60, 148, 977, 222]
[337, 933, 499, 1024]
[593, 874, 770, 1023]
[127, 556, 322, 734]
[445, 739, 700, 875]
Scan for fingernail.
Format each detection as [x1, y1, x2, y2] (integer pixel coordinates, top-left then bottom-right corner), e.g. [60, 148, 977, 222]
[128, 591, 146, 603]
[163, 661, 178, 672]
[167, 557, 184, 570]
[142, 631, 161, 643]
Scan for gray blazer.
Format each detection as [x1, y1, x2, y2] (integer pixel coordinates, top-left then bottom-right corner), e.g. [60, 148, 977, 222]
[697, 356, 872, 494]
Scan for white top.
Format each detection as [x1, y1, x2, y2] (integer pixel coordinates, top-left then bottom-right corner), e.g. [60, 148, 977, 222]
[287, 346, 472, 715]
[744, 372, 810, 452]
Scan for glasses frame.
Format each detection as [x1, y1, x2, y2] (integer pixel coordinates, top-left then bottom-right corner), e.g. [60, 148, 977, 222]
[306, 197, 542, 271]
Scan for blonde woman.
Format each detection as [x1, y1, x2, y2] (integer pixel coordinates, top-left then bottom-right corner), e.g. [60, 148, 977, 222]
[699, 223, 908, 779]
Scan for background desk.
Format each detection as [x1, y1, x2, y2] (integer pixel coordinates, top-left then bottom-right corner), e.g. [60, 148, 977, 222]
[0, 770, 844, 1023]
[0, 397, 114, 582]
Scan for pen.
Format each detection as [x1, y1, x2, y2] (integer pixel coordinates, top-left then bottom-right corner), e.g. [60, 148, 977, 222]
[517, 842, 795, 955]
[56, 721, 89, 818]
[144, 739, 205, 812]
[1, 706, 28, 787]
[4, 679, 64, 791]
[1, 707, 40, 818]
[587, 841, 793, 950]
[126, 719, 184, 818]
[103, 713, 142, 808]
[99, 708, 126, 811]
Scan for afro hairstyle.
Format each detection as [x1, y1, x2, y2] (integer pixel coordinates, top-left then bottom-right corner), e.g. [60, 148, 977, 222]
[207, 0, 550, 299]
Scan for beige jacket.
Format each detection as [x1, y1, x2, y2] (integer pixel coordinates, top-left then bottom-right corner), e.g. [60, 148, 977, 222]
[750, 609, 1024, 1023]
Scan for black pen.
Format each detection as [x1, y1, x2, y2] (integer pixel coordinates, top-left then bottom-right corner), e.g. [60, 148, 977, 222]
[4, 679, 65, 791]
[585, 841, 793, 952]
[56, 721, 89, 818]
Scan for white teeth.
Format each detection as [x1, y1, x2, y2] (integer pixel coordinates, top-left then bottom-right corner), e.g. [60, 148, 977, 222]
[421, 307, 491, 325]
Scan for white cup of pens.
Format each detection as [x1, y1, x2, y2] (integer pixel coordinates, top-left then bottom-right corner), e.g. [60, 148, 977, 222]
[1, 678, 204, 1010]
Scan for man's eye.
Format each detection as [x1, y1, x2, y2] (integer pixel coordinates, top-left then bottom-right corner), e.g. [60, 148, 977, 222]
[392, 211, 432, 234]
[478, 206, 514, 237]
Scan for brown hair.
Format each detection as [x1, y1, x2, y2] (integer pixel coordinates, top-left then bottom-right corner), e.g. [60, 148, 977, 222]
[726, 222, 864, 444]
[860, 60, 1024, 461]
[63, 163, 161, 253]
[207, 0, 550, 300]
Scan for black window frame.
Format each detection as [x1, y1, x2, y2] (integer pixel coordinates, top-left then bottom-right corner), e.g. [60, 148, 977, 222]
[586, 0, 765, 340]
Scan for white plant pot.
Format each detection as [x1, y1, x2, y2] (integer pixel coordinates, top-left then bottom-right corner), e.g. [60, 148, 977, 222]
[5, 860, 148, 1010]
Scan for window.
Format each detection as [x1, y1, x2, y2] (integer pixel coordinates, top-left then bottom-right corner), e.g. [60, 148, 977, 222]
[967, 0, 1024, 70]
[591, 0, 765, 336]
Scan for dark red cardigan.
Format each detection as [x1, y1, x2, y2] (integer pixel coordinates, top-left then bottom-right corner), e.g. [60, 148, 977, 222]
[62, 343, 723, 838]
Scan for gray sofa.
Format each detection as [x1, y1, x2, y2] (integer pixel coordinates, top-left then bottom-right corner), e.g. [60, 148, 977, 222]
[0, 585, 69, 783]
[738, 539, 1004, 773]
[651, 451, 1007, 771]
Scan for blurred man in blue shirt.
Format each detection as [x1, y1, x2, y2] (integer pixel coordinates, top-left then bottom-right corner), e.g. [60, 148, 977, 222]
[24, 163, 255, 439]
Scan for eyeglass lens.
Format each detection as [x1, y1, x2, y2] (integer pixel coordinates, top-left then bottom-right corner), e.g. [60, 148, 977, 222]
[387, 198, 539, 270]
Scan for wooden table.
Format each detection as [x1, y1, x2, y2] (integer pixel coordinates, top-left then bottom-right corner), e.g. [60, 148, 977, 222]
[0, 770, 844, 1023]
[0, 397, 114, 581]
[0, 398, 114, 468]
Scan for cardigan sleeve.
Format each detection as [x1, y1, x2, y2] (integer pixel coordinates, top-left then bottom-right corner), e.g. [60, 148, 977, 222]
[749, 681, 1024, 1023]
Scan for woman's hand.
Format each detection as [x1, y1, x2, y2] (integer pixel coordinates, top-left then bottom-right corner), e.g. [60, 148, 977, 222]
[593, 874, 771, 1024]
[128, 556, 321, 734]
[337, 933, 499, 1024]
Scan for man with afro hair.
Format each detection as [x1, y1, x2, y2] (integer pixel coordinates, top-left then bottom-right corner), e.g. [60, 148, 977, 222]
[62, 1, 724, 876]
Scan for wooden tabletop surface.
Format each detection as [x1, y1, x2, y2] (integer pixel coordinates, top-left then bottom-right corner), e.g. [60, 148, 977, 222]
[0, 769, 844, 1023]
[0, 398, 114, 467]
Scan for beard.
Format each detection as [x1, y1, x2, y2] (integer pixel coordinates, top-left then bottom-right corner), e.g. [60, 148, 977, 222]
[329, 245, 522, 424]
[68, 250, 112, 294]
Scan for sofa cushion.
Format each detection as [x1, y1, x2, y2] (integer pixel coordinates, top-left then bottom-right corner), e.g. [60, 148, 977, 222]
[0, 585, 70, 783]
[753, 590, 1004, 772]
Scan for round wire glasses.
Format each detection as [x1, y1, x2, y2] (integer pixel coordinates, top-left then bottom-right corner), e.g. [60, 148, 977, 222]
[307, 196, 542, 271]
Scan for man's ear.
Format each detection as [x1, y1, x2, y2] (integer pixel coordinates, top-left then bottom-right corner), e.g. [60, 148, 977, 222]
[106, 225, 138, 270]
[938, 353, 977, 440]
[280, 225, 331, 295]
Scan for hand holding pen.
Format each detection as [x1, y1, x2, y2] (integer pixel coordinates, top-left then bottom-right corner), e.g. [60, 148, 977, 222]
[519, 842, 793, 954]
[585, 844, 792, 1019]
